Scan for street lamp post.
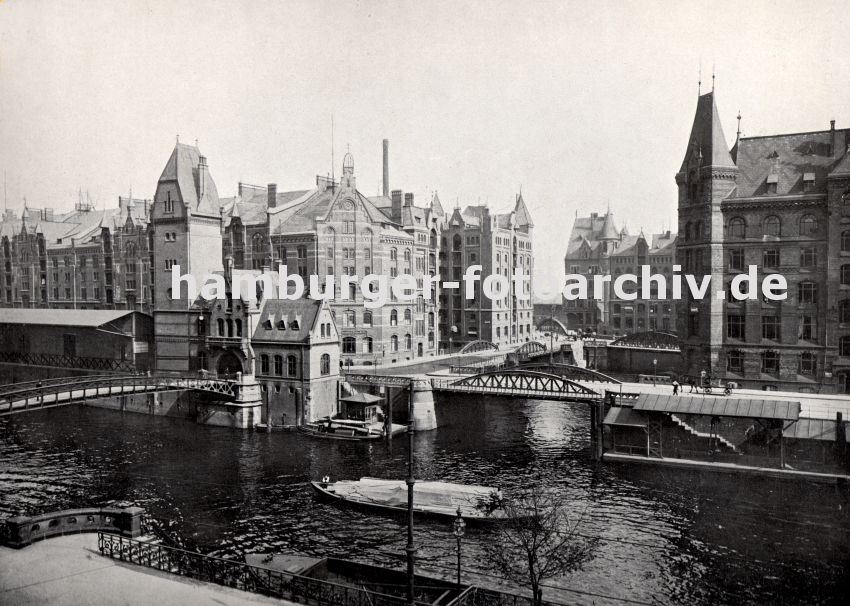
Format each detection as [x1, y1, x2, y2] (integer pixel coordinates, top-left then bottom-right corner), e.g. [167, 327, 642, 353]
[653, 358, 657, 387]
[452, 506, 466, 592]
[406, 379, 416, 605]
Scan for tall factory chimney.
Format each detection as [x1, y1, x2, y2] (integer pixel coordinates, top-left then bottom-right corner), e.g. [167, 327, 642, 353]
[382, 139, 389, 197]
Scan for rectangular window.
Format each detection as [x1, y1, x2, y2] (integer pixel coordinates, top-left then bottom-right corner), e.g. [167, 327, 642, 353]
[727, 314, 745, 339]
[728, 249, 744, 270]
[798, 315, 816, 341]
[763, 249, 779, 268]
[762, 316, 780, 340]
[727, 350, 744, 373]
[800, 247, 816, 268]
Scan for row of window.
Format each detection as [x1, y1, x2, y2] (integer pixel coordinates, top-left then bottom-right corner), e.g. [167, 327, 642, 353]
[726, 350, 819, 375]
[725, 215, 819, 239]
[341, 333, 436, 354]
[258, 353, 331, 376]
[725, 310, 844, 340]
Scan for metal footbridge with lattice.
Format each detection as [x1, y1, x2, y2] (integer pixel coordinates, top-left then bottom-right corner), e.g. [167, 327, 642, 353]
[0, 374, 239, 416]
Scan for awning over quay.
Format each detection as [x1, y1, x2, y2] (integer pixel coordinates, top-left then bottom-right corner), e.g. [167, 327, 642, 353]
[603, 406, 648, 428]
[633, 394, 800, 421]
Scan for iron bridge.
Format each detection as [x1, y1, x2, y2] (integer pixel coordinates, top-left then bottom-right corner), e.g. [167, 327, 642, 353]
[518, 362, 623, 384]
[0, 375, 239, 417]
[431, 369, 603, 402]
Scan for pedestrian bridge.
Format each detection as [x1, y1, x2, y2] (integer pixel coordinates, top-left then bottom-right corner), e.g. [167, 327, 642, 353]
[0, 375, 239, 417]
[431, 369, 603, 402]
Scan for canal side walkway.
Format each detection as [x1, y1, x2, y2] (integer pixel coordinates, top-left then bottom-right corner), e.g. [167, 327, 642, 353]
[0, 534, 297, 606]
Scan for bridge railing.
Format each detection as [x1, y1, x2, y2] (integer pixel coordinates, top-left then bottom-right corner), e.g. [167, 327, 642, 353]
[0, 374, 239, 416]
[0, 350, 137, 372]
[2, 506, 143, 548]
[97, 532, 416, 606]
[0, 374, 119, 395]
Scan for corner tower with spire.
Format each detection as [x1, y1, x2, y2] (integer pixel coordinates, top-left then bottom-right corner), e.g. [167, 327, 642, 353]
[675, 91, 738, 377]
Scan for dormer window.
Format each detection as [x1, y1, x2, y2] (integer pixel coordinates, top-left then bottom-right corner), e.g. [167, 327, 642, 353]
[263, 319, 272, 330]
[802, 173, 815, 193]
[277, 319, 286, 330]
[766, 174, 778, 195]
[290, 320, 299, 331]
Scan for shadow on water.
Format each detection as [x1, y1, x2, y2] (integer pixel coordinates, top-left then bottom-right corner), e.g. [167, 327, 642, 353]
[1, 399, 849, 605]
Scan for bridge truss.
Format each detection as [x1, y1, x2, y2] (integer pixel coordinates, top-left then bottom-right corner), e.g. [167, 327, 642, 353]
[458, 340, 499, 354]
[518, 362, 622, 384]
[431, 369, 602, 402]
[0, 375, 239, 417]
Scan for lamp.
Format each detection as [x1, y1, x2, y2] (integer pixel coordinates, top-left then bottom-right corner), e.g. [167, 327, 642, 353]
[452, 506, 466, 591]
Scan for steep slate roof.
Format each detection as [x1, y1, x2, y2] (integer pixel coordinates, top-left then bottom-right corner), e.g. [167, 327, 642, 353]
[731, 129, 850, 197]
[158, 143, 220, 217]
[252, 298, 324, 343]
[513, 193, 533, 228]
[679, 91, 736, 172]
[566, 212, 617, 255]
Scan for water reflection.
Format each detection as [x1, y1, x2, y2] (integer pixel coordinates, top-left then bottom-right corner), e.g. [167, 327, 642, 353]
[1, 400, 848, 605]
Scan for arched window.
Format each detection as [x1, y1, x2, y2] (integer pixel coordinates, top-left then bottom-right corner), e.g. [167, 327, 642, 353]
[198, 351, 208, 371]
[391, 335, 398, 352]
[320, 354, 330, 376]
[287, 355, 297, 377]
[260, 354, 269, 374]
[390, 309, 398, 326]
[800, 214, 817, 235]
[842, 264, 850, 286]
[404, 334, 412, 350]
[404, 308, 412, 324]
[428, 312, 435, 327]
[729, 217, 746, 239]
[404, 249, 411, 263]
[342, 336, 356, 354]
[684, 222, 692, 241]
[842, 231, 850, 252]
[840, 335, 850, 357]
[364, 336, 373, 353]
[694, 221, 703, 240]
[251, 233, 267, 269]
[764, 216, 781, 237]
[217, 318, 225, 336]
[125, 241, 137, 257]
[345, 310, 356, 327]
[363, 310, 373, 326]
[227, 319, 234, 337]
[430, 229, 437, 248]
[428, 332, 434, 347]
[274, 355, 283, 375]
[390, 247, 397, 261]
[453, 234, 462, 251]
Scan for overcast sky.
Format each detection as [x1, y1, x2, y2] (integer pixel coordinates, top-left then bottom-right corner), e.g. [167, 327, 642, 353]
[1, 0, 849, 290]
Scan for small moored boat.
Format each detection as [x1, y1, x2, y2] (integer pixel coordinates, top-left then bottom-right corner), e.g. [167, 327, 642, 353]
[311, 477, 510, 521]
[298, 393, 406, 441]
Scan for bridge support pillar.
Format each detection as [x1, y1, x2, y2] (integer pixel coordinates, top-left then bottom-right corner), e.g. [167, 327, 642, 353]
[197, 372, 263, 429]
[410, 379, 438, 431]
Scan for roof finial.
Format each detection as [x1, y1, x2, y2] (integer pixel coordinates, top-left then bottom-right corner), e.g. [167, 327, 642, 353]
[195, 138, 199, 148]
[711, 63, 715, 92]
[736, 110, 742, 142]
[176, 134, 180, 144]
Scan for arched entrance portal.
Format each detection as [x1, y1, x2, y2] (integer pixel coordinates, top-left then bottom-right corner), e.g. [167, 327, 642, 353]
[216, 351, 243, 379]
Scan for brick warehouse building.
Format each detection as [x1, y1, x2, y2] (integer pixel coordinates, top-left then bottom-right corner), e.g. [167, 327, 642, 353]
[676, 91, 850, 394]
[562, 211, 676, 336]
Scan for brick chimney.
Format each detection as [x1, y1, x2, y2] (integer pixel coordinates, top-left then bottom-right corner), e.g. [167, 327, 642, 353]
[382, 139, 389, 197]
[267, 183, 277, 208]
[391, 190, 403, 222]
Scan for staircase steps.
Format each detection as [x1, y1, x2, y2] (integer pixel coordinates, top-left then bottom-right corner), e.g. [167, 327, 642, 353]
[670, 414, 739, 453]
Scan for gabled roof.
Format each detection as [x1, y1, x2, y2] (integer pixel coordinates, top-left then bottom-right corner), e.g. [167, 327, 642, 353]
[252, 298, 324, 342]
[158, 143, 220, 217]
[679, 92, 736, 173]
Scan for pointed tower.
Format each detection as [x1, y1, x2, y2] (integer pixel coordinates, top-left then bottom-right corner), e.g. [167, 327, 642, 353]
[675, 91, 738, 377]
[150, 141, 224, 374]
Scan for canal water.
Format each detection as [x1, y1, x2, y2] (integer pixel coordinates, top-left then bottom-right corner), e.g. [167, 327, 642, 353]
[1, 399, 848, 605]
